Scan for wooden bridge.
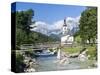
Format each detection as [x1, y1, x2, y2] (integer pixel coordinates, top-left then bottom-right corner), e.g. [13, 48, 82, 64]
[20, 42, 60, 50]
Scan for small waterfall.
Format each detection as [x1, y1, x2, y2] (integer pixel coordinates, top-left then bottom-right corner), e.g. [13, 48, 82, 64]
[57, 49, 61, 59]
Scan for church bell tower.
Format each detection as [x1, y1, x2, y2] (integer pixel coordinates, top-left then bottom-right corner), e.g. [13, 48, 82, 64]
[62, 18, 68, 36]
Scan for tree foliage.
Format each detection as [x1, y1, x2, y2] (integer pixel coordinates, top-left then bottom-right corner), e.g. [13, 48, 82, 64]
[11, 9, 57, 49]
[16, 9, 34, 35]
[79, 7, 97, 44]
[15, 9, 35, 48]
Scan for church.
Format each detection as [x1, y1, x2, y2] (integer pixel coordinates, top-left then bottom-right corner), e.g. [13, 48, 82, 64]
[61, 18, 74, 46]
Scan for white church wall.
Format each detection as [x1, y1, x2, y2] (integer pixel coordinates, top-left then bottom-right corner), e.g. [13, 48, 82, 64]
[61, 35, 74, 45]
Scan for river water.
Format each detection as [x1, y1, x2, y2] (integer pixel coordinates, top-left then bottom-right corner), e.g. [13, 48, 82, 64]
[34, 56, 96, 72]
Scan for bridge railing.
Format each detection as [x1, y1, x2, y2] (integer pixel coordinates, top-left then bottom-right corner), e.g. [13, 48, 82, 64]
[20, 43, 60, 50]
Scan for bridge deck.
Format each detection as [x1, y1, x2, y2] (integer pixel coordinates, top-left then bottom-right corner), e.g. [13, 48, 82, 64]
[20, 43, 60, 50]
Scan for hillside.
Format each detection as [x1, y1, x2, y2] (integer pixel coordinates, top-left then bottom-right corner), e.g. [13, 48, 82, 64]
[31, 31, 59, 43]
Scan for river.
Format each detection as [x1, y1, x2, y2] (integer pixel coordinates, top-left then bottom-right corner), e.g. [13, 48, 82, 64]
[34, 56, 96, 72]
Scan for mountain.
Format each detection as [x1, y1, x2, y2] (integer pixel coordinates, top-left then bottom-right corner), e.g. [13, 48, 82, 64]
[31, 31, 60, 43]
[70, 27, 79, 35]
[49, 33, 60, 41]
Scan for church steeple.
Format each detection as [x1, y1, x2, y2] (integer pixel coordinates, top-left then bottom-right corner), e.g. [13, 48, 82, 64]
[62, 18, 68, 35]
[63, 18, 67, 26]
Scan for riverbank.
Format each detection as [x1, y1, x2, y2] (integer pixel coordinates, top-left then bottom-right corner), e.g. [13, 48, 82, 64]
[15, 50, 38, 73]
[62, 44, 97, 60]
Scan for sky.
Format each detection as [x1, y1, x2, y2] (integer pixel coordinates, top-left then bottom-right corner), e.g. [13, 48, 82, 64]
[12, 2, 86, 24]
[12, 2, 87, 35]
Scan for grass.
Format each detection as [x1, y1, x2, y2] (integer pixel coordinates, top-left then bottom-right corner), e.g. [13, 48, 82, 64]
[86, 45, 97, 60]
[62, 46, 82, 54]
[62, 44, 97, 60]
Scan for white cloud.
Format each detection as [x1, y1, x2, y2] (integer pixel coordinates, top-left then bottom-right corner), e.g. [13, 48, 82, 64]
[30, 16, 80, 35]
[30, 21, 49, 35]
[51, 20, 63, 30]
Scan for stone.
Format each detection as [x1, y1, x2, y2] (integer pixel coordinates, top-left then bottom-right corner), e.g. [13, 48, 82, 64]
[25, 68, 36, 72]
[78, 54, 88, 62]
[59, 57, 70, 64]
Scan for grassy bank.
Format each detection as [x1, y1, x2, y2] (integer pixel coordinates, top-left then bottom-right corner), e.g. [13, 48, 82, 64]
[62, 44, 97, 60]
[62, 46, 82, 54]
[86, 45, 97, 60]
